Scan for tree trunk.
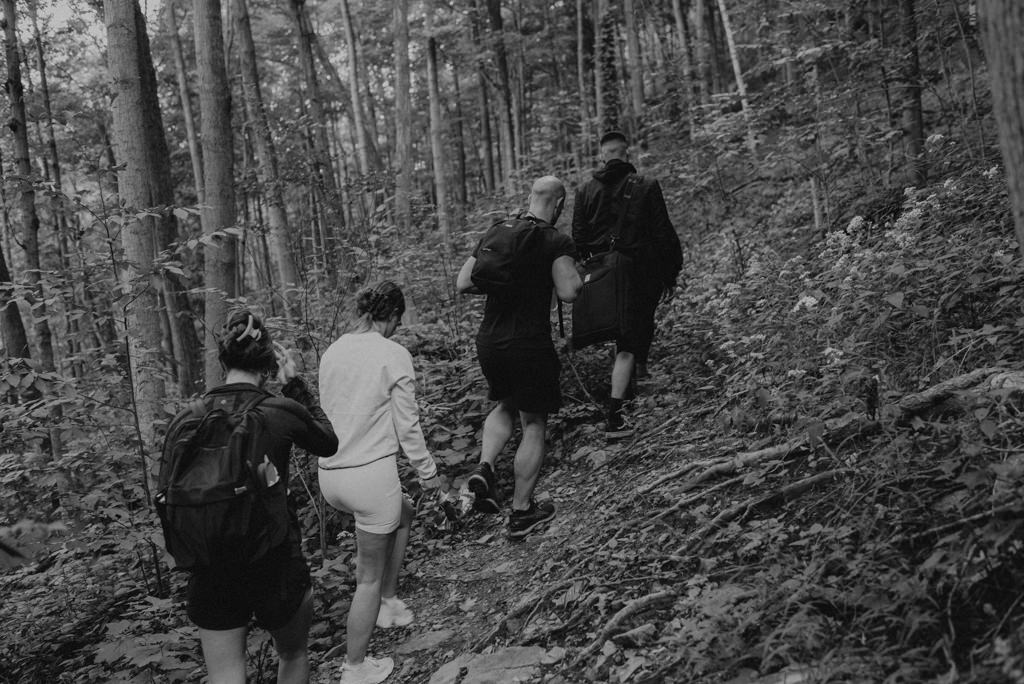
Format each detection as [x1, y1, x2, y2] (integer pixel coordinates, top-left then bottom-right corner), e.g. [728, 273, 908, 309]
[165, 0, 205, 205]
[715, 0, 755, 154]
[289, 0, 342, 246]
[393, 0, 413, 231]
[693, 0, 710, 103]
[470, 0, 495, 194]
[900, 0, 926, 185]
[487, 0, 516, 194]
[3, 0, 61, 454]
[577, 0, 593, 166]
[194, 0, 238, 386]
[452, 68, 469, 206]
[339, 0, 373, 176]
[979, 0, 1024, 257]
[0, 236, 30, 359]
[103, 0, 172, 493]
[623, 0, 643, 133]
[593, 0, 605, 130]
[672, 0, 695, 131]
[597, 3, 620, 131]
[234, 0, 300, 320]
[426, 3, 452, 242]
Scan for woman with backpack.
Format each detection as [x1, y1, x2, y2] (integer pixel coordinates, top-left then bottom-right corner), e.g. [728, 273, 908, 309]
[318, 281, 442, 684]
[165, 310, 338, 684]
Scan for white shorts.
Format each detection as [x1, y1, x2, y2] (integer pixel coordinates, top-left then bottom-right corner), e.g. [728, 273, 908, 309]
[319, 455, 403, 535]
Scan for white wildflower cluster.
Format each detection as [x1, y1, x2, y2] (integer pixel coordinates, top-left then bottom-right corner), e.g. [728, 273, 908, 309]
[984, 166, 1000, 179]
[792, 294, 819, 312]
[786, 369, 807, 379]
[741, 333, 766, 344]
[886, 228, 915, 250]
[822, 346, 845, 365]
[847, 215, 866, 233]
[893, 206, 924, 232]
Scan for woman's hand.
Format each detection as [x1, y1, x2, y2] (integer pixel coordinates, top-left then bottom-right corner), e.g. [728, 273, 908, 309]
[419, 474, 443, 491]
[274, 343, 299, 383]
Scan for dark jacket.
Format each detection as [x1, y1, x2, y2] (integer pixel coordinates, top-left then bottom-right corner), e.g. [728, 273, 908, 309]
[572, 159, 682, 296]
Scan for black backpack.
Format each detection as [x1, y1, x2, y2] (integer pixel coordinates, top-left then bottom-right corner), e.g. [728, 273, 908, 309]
[155, 392, 290, 570]
[470, 217, 545, 297]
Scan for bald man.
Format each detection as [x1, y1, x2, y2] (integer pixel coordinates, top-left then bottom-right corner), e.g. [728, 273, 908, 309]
[456, 175, 582, 539]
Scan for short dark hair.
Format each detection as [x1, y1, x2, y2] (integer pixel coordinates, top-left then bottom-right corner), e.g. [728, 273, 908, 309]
[600, 130, 628, 146]
[217, 310, 277, 374]
[356, 281, 406, 322]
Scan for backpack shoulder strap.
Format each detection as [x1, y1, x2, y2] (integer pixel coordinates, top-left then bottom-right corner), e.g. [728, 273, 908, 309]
[610, 174, 641, 249]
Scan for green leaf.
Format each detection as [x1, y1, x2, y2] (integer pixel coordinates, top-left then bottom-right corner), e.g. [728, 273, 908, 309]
[884, 292, 905, 308]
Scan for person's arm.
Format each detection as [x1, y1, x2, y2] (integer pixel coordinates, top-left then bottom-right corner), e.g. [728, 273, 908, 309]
[456, 255, 482, 295]
[389, 363, 439, 483]
[280, 376, 339, 457]
[552, 255, 583, 303]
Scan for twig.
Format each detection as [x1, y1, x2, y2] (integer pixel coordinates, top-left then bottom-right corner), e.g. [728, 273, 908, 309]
[646, 473, 746, 526]
[895, 366, 1006, 416]
[906, 503, 1024, 544]
[565, 350, 598, 406]
[569, 590, 675, 667]
[472, 575, 589, 652]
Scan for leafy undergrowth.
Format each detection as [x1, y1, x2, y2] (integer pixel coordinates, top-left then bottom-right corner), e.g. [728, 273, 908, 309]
[4, 167, 1024, 682]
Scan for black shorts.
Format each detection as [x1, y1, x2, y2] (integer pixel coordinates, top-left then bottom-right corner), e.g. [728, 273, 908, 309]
[477, 344, 561, 414]
[617, 292, 660, 363]
[186, 540, 311, 631]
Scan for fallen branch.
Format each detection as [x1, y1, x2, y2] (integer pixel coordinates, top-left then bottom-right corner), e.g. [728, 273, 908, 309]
[568, 589, 676, 667]
[906, 503, 1024, 544]
[675, 469, 852, 555]
[895, 366, 1006, 417]
[473, 575, 589, 652]
[646, 474, 746, 526]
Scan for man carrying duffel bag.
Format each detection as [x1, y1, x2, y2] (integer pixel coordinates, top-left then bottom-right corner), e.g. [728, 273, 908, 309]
[571, 130, 683, 439]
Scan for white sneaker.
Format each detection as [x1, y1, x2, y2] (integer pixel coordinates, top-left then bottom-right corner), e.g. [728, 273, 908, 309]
[376, 596, 414, 628]
[339, 655, 394, 684]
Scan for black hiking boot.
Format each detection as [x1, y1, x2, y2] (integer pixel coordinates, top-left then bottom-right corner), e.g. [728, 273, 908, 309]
[604, 413, 635, 440]
[508, 500, 556, 540]
[467, 462, 501, 514]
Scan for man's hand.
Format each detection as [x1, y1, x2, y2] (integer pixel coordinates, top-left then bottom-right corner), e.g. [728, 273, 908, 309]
[420, 474, 443, 491]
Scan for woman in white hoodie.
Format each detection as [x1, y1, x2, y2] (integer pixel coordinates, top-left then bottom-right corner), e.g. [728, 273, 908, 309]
[318, 281, 441, 684]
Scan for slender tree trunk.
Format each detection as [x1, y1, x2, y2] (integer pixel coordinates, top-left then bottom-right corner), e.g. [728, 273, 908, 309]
[715, 0, 755, 154]
[979, 0, 1024, 257]
[470, 0, 495, 194]
[194, 0, 238, 386]
[0, 237, 30, 359]
[597, 4, 620, 131]
[453, 68, 469, 206]
[393, 0, 413, 231]
[290, 0, 341, 246]
[693, 0, 710, 102]
[487, 0, 516, 194]
[623, 0, 643, 133]
[426, 3, 452, 242]
[900, 0, 926, 185]
[3, 0, 62, 454]
[577, 0, 593, 166]
[234, 0, 300, 320]
[593, 0, 605, 130]
[165, 0, 205, 204]
[103, 0, 172, 491]
[339, 0, 373, 176]
[673, 0, 696, 131]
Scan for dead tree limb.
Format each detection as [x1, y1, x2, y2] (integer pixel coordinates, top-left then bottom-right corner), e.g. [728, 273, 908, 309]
[895, 367, 1006, 416]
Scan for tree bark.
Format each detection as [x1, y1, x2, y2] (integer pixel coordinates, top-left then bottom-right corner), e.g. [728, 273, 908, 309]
[289, 0, 341, 247]
[623, 0, 643, 132]
[0, 235, 29, 359]
[715, 0, 755, 154]
[693, 0, 710, 103]
[164, 0, 205, 205]
[234, 0, 300, 320]
[978, 0, 1024, 257]
[426, 2, 452, 242]
[672, 0, 696, 132]
[103, 0, 172, 491]
[393, 0, 413, 231]
[194, 0, 238, 386]
[487, 0, 516, 194]
[577, 0, 593, 166]
[339, 0, 373, 176]
[900, 0, 927, 185]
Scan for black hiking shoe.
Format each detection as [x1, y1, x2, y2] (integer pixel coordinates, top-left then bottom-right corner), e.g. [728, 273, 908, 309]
[604, 414, 635, 440]
[508, 500, 556, 540]
[467, 462, 501, 514]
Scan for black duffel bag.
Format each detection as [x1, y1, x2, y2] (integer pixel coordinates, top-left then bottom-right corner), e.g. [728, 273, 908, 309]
[570, 249, 633, 350]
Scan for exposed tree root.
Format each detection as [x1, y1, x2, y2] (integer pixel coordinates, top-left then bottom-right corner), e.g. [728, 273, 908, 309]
[568, 589, 676, 667]
[676, 469, 853, 555]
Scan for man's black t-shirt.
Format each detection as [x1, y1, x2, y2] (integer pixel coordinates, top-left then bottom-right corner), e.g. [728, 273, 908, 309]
[473, 217, 577, 351]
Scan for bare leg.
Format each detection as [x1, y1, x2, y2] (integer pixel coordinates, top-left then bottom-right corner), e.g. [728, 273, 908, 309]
[610, 351, 635, 399]
[346, 528, 395, 664]
[198, 626, 248, 684]
[479, 400, 515, 467]
[511, 411, 547, 510]
[381, 498, 414, 600]
[270, 588, 313, 684]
